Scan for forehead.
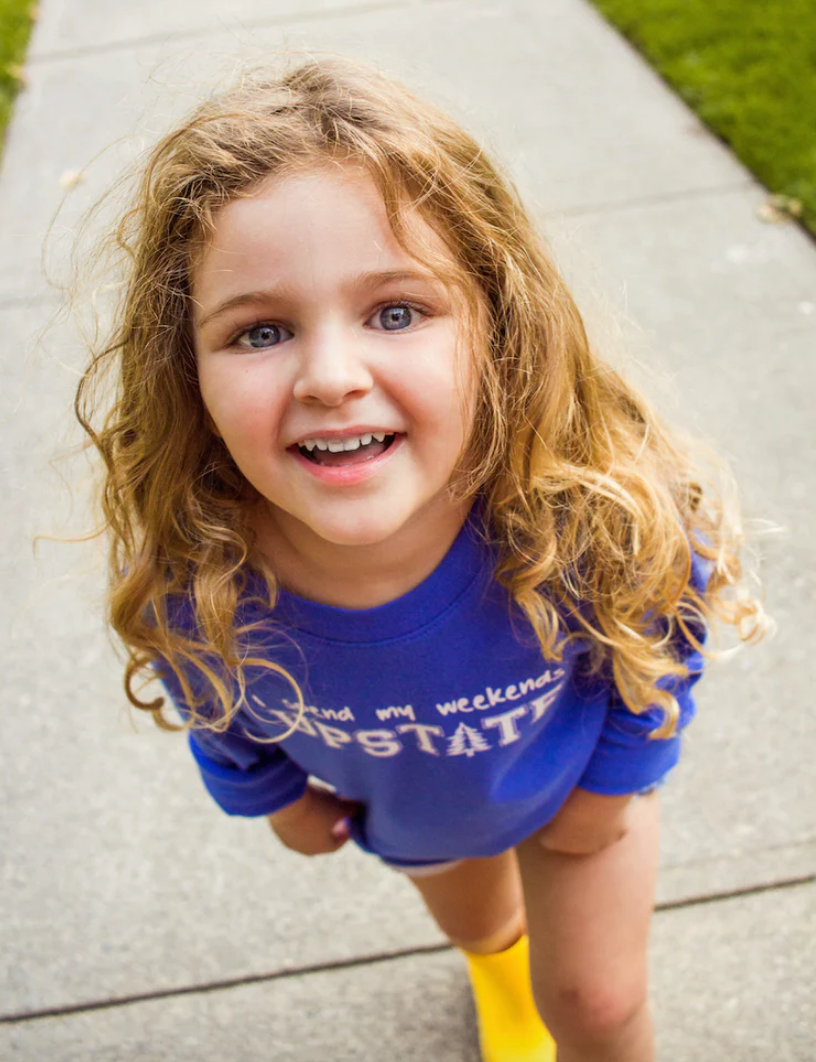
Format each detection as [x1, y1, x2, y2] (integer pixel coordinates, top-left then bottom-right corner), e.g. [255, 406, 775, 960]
[191, 165, 458, 304]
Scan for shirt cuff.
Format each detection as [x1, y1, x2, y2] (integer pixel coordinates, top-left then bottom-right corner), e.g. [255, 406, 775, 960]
[576, 733, 682, 796]
[188, 732, 309, 817]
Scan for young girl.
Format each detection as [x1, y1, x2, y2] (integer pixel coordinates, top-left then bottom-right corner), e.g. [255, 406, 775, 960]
[76, 55, 766, 1062]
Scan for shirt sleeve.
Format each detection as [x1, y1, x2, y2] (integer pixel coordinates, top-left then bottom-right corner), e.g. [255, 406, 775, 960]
[158, 662, 309, 818]
[576, 550, 711, 796]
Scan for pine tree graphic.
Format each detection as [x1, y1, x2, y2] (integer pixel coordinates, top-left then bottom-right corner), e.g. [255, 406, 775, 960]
[447, 723, 492, 758]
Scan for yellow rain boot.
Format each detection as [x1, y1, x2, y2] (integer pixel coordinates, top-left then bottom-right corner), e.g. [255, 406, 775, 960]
[462, 933, 556, 1062]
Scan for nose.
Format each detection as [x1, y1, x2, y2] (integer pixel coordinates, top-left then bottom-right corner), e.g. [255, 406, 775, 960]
[292, 324, 374, 406]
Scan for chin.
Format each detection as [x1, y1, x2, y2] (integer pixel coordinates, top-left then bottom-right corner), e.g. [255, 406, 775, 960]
[306, 512, 409, 548]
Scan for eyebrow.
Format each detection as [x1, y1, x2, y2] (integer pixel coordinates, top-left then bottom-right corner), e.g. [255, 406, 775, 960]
[196, 269, 440, 329]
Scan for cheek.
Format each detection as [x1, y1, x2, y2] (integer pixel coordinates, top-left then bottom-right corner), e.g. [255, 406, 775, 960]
[434, 358, 479, 446]
[408, 378, 474, 457]
[198, 364, 279, 449]
[404, 336, 476, 432]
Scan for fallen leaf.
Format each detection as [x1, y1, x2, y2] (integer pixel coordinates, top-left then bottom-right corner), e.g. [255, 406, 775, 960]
[758, 194, 804, 223]
[756, 202, 787, 223]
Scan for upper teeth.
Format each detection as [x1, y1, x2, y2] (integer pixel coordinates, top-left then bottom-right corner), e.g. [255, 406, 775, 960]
[299, 432, 393, 452]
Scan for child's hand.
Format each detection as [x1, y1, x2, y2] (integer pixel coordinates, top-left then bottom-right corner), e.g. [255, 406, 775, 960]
[534, 787, 637, 856]
[268, 785, 361, 856]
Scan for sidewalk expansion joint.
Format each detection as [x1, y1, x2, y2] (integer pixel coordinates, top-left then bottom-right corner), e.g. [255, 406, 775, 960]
[25, 0, 453, 65]
[1, 872, 812, 1027]
[546, 179, 756, 219]
[0, 942, 453, 1026]
[655, 870, 815, 913]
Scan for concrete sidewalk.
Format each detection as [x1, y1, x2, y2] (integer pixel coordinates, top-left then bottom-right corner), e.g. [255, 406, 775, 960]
[1, 1, 813, 1058]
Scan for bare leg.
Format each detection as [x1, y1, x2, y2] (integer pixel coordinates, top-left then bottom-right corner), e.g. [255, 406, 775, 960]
[515, 791, 661, 1062]
[406, 851, 555, 1062]
[405, 850, 527, 953]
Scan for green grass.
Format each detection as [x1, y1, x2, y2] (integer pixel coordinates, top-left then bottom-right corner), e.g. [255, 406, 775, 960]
[590, 0, 816, 236]
[0, 0, 38, 156]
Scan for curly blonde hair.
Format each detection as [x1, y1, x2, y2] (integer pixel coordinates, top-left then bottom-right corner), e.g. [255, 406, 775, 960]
[75, 54, 767, 741]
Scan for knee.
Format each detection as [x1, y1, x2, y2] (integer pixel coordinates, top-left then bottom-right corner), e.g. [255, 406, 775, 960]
[532, 973, 648, 1045]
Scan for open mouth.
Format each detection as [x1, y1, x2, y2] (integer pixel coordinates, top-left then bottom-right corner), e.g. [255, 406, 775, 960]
[295, 433, 401, 467]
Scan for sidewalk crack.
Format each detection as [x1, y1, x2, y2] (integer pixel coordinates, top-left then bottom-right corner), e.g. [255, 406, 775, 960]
[2, 874, 812, 1026]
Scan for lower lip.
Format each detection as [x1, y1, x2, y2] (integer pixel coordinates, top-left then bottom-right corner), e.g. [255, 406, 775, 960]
[289, 434, 405, 485]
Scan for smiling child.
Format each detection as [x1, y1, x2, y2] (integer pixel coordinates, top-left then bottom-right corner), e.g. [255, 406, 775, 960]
[76, 56, 767, 1062]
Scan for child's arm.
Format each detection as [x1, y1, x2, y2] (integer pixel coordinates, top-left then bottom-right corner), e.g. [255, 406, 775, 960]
[539, 550, 712, 857]
[157, 667, 312, 817]
[157, 665, 363, 852]
[554, 551, 711, 854]
[534, 787, 635, 856]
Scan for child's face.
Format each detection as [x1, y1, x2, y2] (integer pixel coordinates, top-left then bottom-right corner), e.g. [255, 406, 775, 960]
[192, 165, 478, 550]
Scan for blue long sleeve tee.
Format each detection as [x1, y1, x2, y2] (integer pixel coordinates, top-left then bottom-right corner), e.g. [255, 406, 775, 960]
[159, 501, 707, 867]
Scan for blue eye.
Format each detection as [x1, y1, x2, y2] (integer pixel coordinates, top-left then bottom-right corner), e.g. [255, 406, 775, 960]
[377, 305, 415, 331]
[238, 323, 291, 349]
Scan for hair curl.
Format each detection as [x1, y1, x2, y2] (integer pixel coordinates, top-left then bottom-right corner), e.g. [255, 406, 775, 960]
[74, 53, 768, 741]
